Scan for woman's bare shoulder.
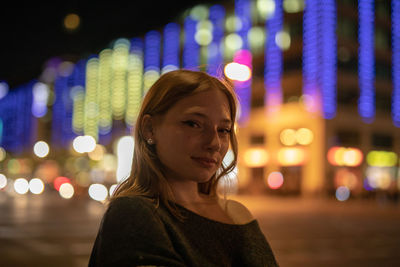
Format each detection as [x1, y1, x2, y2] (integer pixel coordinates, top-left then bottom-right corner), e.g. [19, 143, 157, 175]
[219, 198, 255, 224]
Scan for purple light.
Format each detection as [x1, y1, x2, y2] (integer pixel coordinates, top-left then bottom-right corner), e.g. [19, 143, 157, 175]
[392, 0, 400, 127]
[264, 0, 283, 110]
[234, 0, 252, 124]
[320, 0, 337, 119]
[207, 4, 225, 77]
[183, 17, 199, 70]
[358, 0, 375, 122]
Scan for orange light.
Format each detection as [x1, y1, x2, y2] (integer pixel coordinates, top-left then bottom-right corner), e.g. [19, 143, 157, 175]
[243, 147, 269, 167]
[327, 147, 363, 167]
[277, 147, 307, 166]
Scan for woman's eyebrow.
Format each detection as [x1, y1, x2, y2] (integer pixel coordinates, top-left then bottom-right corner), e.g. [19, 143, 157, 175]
[184, 111, 231, 124]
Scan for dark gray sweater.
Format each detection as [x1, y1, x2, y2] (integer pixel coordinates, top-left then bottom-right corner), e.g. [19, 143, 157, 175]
[88, 196, 278, 267]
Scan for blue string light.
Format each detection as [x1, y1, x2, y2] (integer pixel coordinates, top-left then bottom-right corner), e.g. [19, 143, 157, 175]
[320, 0, 337, 119]
[144, 31, 161, 73]
[235, 0, 251, 50]
[303, 0, 320, 112]
[0, 82, 34, 154]
[162, 23, 180, 73]
[264, 0, 283, 109]
[183, 17, 199, 70]
[392, 0, 400, 127]
[52, 73, 75, 148]
[207, 4, 225, 77]
[358, 0, 375, 122]
[234, 0, 252, 124]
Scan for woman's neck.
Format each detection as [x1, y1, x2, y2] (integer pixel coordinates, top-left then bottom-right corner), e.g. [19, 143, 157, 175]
[167, 179, 216, 205]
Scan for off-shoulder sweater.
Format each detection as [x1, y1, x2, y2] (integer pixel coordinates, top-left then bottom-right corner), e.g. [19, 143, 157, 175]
[88, 196, 278, 267]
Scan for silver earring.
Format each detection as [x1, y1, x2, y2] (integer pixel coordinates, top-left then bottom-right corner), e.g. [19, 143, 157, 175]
[147, 138, 154, 145]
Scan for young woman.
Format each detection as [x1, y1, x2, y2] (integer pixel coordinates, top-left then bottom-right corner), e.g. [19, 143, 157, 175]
[88, 70, 278, 266]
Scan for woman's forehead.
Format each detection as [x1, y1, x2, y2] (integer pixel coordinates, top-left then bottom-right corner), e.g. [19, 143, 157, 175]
[167, 90, 231, 118]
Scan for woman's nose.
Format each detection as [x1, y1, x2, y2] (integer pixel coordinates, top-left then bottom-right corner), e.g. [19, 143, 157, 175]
[204, 128, 221, 151]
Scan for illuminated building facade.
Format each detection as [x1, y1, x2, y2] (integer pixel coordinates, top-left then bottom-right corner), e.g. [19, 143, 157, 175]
[0, 0, 399, 201]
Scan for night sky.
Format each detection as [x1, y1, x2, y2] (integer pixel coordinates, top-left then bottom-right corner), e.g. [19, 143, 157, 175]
[0, 0, 221, 88]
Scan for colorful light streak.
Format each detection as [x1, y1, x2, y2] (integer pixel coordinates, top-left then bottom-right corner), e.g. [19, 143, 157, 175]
[264, 0, 283, 110]
[84, 57, 100, 141]
[126, 38, 144, 128]
[70, 59, 87, 137]
[98, 49, 113, 136]
[320, 0, 337, 119]
[302, 0, 320, 113]
[358, 0, 375, 122]
[162, 23, 180, 73]
[234, 0, 252, 124]
[183, 17, 199, 70]
[111, 39, 130, 119]
[207, 4, 225, 77]
[392, 0, 400, 127]
[53, 72, 75, 148]
[144, 31, 161, 92]
[0, 82, 34, 153]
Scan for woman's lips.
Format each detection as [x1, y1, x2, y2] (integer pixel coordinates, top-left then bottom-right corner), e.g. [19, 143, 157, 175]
[191, 157, 217, 168]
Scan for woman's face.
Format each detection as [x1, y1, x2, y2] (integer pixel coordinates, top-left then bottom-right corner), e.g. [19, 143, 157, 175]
[152, 89, 232, 184]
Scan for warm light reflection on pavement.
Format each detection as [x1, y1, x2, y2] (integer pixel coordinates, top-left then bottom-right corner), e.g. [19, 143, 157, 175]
[1, 192, 400, 267]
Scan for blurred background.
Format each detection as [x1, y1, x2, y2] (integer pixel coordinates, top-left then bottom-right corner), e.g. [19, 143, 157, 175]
[1, 0, 400, 266]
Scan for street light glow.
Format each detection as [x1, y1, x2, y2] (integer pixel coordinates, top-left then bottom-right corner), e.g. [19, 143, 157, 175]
[33, 141, 50, 158]
[224, 62, 252, 82]
[29, 178, 45, 194]
[14, 178, 29, 194]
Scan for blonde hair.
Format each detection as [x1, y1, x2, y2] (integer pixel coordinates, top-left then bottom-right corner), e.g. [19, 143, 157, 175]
[111, 69, 238, 218]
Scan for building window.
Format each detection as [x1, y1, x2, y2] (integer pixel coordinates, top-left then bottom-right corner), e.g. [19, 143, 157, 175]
[335, 130, 361, 146]
[372, 133, 393, 149]
[250, 134, 265, 145]
[337, 85, 358, 107]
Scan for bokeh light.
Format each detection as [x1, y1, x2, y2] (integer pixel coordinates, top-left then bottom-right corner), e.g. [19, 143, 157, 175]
[224, 62, 251, 81]
[59, 183, 74, 199]
[280, 129, 297, 146]
[14, 178, 29, 194]
[257, 0, 276, 20]
[29, 178, 45, 194]
[0, 147, 6, 162]
[0, 81, 9, 99]
[116, 136, 134, 182]
[109, 184, 118, 196]
[88, 144, 106, 161]
[53, 176, 71, 191]
[88, 183, 108, 202]
[33, 141, 50, 158]
[277, 147, 307, 166]
[267, 172, 284, 189]
[0, 174, 7, 189]
[335, 186, 350, 201]
[64, 13, 80, 31]
[275, 30, 291, 50]
[295, 128, 313, 145]
[243, 147, 269, 167]
[327, 147, 363, 167]
[73, 135, 97, 153]
[283, 0, 305, 13]
[366, 151, 398, 167]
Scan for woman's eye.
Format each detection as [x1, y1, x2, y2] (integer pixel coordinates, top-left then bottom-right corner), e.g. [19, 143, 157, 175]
[219, 128, 231, 135]
[183, 120, 200, 128]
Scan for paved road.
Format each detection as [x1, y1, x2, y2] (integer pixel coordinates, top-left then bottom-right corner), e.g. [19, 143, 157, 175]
[1, 191, 400, 267]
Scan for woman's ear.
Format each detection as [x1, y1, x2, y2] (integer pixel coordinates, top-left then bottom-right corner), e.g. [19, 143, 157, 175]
[141, 114, 155, 141]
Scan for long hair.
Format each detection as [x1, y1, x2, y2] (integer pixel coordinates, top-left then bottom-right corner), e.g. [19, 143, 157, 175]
[111, 69, 239, 218]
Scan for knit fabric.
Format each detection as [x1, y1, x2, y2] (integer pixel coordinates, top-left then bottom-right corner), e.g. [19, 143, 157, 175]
[89, 196, 278, 267]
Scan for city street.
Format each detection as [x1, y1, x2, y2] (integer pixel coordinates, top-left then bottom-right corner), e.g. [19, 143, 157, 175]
[1, 191, 400, 267]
